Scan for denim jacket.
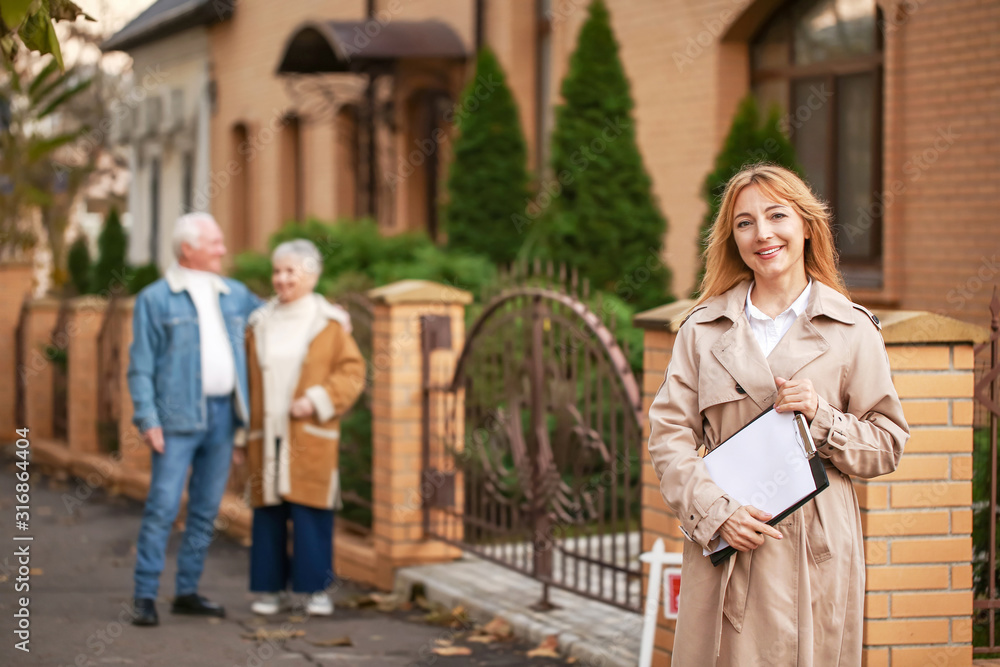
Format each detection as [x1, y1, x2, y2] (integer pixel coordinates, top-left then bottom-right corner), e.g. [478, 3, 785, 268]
[127, 264, 263, 434]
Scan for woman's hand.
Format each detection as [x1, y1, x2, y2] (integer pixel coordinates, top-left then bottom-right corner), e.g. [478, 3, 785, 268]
[774, 376, 818, 422]
[289, 397, 315, 419]
[718, 505, 783, 552]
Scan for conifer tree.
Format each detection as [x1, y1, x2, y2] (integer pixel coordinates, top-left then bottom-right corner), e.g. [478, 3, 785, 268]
[531, 0, 671, 311]
[90, 207, 127, 294]
[67, 235, 92, 295]
[443, 47, 531, 266]
[694, 95, 802, 294]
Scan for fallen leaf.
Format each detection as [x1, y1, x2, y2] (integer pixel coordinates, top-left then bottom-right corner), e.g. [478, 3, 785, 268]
[309, 636, 353, 647]
[288, 615, 307, 623]
[29, 568, 42, 575]
[432, 646, 472, 656]
[240, 628, 306, 642]
[566, 658, 578, 664]
[481, 616, 513, 639]
[527, 634, 560, 659]
[434, 639, 453, 647]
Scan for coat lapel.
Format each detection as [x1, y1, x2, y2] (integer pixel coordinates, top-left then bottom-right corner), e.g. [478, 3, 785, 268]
[711, 317, 777, 413]
[766, 315, 829, 381]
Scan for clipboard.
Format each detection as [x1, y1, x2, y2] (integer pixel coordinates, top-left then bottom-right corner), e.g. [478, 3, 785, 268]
[701, 406, 829, 566]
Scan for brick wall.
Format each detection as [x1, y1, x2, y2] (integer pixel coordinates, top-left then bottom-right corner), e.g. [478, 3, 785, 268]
[0, 262, 35, 437]
[19, 298, 60, 440]
[66, 297, 108, 455]
[636, 304, 986, 666]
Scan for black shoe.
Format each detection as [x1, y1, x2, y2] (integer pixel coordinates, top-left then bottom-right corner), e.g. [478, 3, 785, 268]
[132, 598, 159, 626]
[171, 593, 226, 618]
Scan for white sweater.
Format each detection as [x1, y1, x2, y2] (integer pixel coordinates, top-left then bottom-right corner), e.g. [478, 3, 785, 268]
[262, 294, 317, 440]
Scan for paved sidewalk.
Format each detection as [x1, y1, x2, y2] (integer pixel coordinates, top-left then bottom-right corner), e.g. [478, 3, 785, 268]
[0, 447, 574, 667]
[397, 559, 642, 667]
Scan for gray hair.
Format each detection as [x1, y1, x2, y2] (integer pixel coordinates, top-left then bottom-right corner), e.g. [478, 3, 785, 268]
[172, 212, 219, 259]
[272, 239, 323, 275]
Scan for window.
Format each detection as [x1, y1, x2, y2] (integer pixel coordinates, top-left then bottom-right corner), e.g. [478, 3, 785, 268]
[145, 96, 162, 135]
[280, 114, 303, 222]
[181, 151, 193, 213]
[752, 0, 883, 287]
[335, 106, 360, 218]
[170, 89, 184, 130]
[149, 157, 161, 263]
[231, 124, 251, 250]
[535, 0, 553, 175]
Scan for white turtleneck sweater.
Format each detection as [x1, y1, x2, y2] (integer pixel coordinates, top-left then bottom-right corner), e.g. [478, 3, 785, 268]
[262, 294, 318, 440]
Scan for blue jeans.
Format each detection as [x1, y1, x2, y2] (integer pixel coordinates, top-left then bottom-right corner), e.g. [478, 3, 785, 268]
[250, 501, 335, 594]
[133, 395, 235, 600]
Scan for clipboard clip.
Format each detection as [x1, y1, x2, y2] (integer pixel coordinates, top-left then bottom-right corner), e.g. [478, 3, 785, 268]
[793, 412, 817, 459]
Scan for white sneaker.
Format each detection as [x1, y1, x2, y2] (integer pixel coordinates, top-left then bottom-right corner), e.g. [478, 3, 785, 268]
[251, 593, 286, 616]
[306, 592, 333, 616]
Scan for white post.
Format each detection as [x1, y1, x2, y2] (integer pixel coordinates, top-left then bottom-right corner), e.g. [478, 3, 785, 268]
[638, 539, 683, 667]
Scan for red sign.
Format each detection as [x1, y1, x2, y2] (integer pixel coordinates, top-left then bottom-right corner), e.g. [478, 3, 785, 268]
[664, 569, 682, 619]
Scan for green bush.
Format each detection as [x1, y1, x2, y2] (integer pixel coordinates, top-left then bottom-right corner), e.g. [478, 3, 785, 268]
[526, 0, 672, 313]
[67, 235, 92, 296]
[90, 208, 128, 295]
[694, 95, 803, 294]
[233, 218, 498, 299]
[126, 262, 160, 295]
[443, 47, 531, 266]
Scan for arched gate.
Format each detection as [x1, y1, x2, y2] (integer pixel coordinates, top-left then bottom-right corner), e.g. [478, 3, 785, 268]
[421, 280, 645, 611]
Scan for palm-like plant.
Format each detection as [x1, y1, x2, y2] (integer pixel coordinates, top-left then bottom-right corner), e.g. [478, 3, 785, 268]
[0, 56, 93, 272]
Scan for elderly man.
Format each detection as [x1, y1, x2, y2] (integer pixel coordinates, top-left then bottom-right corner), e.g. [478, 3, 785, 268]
[127, 213, 262, 626]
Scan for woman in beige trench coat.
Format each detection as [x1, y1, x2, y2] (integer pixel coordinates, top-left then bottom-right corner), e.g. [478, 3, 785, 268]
[648, 164, 909, 666]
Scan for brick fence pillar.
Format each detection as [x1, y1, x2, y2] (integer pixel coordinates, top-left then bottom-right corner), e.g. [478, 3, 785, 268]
[0, 261, 35, 436]
[634, 303, 987, 667]
[635, 301, 691, 667]
[367, 279, 471, 590]
[113, 298, 149, 472]
[66, 296, 108, 454]
[19, 298, 60, 440]
[857, 311, 986, 666]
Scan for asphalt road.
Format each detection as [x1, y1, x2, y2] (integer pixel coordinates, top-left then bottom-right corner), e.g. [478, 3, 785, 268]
[0, 445, 571, 667]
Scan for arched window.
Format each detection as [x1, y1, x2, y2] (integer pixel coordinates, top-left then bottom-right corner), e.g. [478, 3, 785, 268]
[231, 123, 251, 251]
[280, 114, 303, 223]
[335, 105, 361, 219]
[752, 0, 883, 287]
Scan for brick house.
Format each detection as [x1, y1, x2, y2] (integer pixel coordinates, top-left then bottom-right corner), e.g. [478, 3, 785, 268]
[106, 0, 998, 322]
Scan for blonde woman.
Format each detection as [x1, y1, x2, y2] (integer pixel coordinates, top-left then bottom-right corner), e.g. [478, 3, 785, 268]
[648, 164, 909, 665]
[239, 240, 365, 616]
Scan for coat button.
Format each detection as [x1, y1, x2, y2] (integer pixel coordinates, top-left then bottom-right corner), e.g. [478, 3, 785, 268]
[735, 384, 746, 394]
[690, 515, 695, 520]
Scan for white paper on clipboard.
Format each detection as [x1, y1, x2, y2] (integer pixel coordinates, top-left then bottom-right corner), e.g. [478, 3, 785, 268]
[701, 408, 817, 557]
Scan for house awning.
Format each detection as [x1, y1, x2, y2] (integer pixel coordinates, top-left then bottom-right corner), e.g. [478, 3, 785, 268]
[276, 20, 468, 74]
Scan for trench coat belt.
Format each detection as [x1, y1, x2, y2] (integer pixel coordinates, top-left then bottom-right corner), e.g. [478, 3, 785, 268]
[715, 478, 834, 651]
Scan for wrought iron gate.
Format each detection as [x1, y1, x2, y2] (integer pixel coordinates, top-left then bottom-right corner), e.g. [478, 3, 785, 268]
[974, 287, 1000, 654]
[422, 275, 645, 611]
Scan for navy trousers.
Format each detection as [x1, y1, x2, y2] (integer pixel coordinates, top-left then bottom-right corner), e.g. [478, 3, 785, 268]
[250, 500, 335, 594]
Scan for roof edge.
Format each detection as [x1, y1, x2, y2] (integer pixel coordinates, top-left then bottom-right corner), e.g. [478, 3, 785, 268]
[101, 0, 234, 53]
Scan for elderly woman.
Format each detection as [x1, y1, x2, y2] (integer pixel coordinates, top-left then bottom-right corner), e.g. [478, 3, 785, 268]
[239, 239, 365, 616]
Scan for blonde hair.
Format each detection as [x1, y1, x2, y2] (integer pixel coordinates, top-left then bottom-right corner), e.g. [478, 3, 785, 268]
[695, 163, 849, 306]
